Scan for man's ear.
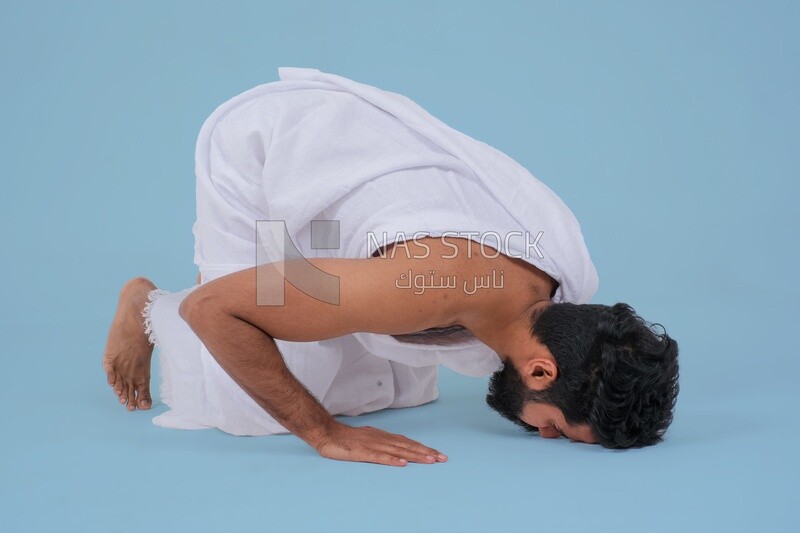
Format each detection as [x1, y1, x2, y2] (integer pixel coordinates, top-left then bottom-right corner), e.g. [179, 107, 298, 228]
[522, 358, 558, 391]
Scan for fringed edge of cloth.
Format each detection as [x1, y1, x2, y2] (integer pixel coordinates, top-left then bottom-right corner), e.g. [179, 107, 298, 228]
[141, 288, 172, 347]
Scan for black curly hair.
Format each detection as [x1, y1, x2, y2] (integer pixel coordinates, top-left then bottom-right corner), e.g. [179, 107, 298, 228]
[485, 302, 679, 448]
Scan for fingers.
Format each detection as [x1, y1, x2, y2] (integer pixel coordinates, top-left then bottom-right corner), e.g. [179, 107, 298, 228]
[392, 433, 448, 462]
[362, 427, 447, 465]
[362, 443, 445, 467]
[376, 430, 446, 462]
[365, 451, 410, 467]
[380, 444, 438, 465]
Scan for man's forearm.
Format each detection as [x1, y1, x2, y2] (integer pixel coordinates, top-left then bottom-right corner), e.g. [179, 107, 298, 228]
[179, 301, 337, 447]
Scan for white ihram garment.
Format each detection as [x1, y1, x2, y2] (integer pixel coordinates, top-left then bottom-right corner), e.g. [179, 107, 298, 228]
[142, 67, 599, 436]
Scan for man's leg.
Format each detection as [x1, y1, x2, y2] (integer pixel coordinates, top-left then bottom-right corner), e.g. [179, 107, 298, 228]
[102, 276, 159, 411]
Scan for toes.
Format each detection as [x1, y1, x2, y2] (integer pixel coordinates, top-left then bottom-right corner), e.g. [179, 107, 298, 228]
[126, 383, 136, 411]
[116, 378, 127, 404]
[136, 383, 152, 409]
[103, 355, 117, 386]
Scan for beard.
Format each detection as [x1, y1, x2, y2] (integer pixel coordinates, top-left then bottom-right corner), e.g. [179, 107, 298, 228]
[485, 362, 539, 433]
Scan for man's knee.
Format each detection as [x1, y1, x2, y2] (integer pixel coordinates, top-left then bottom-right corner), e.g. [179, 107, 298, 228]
[178, 287, 220, 328]
[177, 290, 196, 323]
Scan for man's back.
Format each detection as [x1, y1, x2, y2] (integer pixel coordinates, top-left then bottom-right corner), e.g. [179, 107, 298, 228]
[240, 235, 556, 343]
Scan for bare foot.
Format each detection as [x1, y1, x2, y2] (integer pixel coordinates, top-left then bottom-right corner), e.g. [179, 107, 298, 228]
[102, 276, 157, 411]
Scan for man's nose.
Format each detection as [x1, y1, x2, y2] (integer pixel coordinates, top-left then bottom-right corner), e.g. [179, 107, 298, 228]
[539, 427, 561, 439]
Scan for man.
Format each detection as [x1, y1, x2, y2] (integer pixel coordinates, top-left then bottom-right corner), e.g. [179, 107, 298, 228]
[102, 67, 679, 466]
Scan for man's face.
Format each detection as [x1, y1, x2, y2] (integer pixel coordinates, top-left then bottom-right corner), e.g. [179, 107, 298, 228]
[486, 360, 597, 444]
[519, 402, 597, 444]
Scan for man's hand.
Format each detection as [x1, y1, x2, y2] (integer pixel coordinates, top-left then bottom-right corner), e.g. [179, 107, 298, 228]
[314, 422, 448, 467]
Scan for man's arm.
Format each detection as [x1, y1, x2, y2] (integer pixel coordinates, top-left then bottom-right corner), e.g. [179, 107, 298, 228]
[179, 251, 469, 466]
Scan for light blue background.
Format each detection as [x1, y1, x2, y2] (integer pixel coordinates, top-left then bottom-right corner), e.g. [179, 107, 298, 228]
[1, 1, 797, 531]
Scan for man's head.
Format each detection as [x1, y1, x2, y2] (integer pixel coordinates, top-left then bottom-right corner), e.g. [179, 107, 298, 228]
[485, 302, 679, 448]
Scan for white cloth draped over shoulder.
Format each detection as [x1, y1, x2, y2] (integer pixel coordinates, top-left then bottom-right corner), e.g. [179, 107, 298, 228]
[144, 67, 599, 436]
